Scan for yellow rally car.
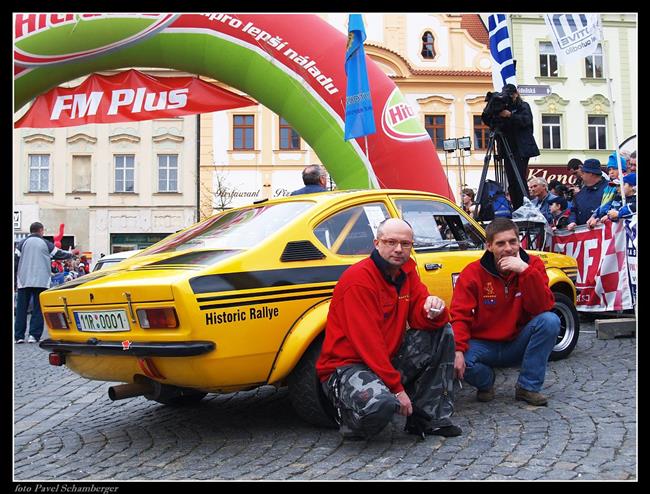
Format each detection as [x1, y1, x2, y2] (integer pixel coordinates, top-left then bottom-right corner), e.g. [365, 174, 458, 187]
[39, 189, 579, 427]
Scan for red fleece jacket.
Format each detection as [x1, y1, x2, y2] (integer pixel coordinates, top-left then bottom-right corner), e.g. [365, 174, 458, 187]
[316, 256, 449, 394]
[450, 251, 555, 353]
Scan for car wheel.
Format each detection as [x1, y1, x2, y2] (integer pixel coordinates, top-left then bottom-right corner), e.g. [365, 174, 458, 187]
[287, 334, 337, 428]
[549, 292, 580, 361]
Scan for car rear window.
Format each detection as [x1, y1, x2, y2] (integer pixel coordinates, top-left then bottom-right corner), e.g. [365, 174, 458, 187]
[145, 202, 314, 254]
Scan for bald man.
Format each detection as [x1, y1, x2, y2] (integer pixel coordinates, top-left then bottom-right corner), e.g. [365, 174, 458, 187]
[316, 218, 461, 440]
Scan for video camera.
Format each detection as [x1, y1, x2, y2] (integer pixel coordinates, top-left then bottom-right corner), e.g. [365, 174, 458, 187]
[481, 90, 512, 130]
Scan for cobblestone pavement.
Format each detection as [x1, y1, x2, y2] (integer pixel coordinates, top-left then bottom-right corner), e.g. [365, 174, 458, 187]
[14, 323, 636, 481]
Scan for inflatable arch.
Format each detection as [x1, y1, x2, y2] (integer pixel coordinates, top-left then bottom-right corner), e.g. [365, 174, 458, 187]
[14, 13, 452, 198]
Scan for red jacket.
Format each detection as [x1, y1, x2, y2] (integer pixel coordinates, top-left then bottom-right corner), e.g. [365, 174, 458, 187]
[316, 251, 449, 394]
[450, 250, 555, 353]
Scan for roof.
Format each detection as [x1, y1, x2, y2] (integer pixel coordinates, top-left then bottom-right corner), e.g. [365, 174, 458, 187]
[461, 14, 489, 45]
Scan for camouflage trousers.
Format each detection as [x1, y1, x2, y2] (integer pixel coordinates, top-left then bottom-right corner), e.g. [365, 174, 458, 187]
[322, 324, 456, 438]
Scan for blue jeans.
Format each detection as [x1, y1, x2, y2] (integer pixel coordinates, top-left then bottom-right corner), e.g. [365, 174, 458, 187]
[463, 312, 560, 392]
[14, 287, 46, 341]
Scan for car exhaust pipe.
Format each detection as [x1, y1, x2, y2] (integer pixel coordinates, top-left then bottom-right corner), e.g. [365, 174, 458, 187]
[108, 382, 154, 401]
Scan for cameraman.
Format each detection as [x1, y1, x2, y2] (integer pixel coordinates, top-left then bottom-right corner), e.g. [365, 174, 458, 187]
[482, 84, 540, 210]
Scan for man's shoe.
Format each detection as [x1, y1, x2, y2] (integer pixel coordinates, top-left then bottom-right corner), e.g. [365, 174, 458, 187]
[476, 387, 495, 402]
[15, 339, 25, 344]
[27, 335, 38, 343]
[515, 385, 548, 406]
[339, 424, 365, 441]
[405, 421, 462, 438]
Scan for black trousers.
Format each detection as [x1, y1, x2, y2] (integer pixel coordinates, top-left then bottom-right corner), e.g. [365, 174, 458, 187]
[505, 155, 530, 211]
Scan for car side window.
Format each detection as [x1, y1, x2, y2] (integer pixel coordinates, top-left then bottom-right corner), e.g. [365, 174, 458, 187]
[314, 202, 390, 256]
[394, 199, 484, 250]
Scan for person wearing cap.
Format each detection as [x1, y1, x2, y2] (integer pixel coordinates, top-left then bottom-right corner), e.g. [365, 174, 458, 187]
[483, 84, 540, 210]
[548, 196, 570, 231]
[586, 153, 628, 227]
[567, 158, 608, 230]
[594, 173, 637, 223]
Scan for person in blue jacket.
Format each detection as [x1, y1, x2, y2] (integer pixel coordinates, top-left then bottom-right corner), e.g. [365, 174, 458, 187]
[567, 159, 608, 230]
[290, 165, 328, 196]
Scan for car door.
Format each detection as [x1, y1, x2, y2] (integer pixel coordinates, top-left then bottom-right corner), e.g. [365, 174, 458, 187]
[391, 197, 486, 306]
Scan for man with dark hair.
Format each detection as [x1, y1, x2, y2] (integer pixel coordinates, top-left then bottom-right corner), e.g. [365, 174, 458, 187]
[450, 218, 560, 406]
[14, 221, 78, 343]
[290, 164, 328, 195]
[483, 84, 540, 210]
[317, 218, 461, 440]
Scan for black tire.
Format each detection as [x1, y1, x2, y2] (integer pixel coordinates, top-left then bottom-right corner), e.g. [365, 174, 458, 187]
[287, 334, 337, 428]
[549, 292, 580, 361]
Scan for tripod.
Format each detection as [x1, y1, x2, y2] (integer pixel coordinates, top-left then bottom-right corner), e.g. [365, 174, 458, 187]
[475, 129, 529, 215]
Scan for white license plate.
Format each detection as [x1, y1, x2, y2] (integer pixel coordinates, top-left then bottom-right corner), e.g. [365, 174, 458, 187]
[74, 310, 130, 332]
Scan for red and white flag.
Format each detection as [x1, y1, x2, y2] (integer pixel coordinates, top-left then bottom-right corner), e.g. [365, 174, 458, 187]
[15, 69, 256, 128]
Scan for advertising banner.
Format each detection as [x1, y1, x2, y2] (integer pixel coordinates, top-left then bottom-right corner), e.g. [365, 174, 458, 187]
[552, 221, 634, 312]
[15, 69, 256, 128]
[14, 13, 452, 198]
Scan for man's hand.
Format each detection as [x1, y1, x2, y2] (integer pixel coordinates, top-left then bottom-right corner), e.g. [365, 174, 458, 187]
[497, 253, 528, 274]
[395, 391, 413, 416]
[567, 222, 577, 231]
[499, 109, 512, 118]
[607, 210, 620, 220]
[586, 217, 599, 228]
[454, 351, 465, 380]
[424, 295, 445, 319]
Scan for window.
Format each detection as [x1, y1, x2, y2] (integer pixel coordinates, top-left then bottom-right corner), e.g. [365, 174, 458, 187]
[539, 42, 558, 77]
[314, 203, 390, 256]
[588, 115, 607, 150]
[425, 115, 445, 150]
[585, 44, 603, 78]
[158, 154, 178, 192]
[233, 115, 255, 150]
[28, 154, 49, 192]
[473, 116, 490, 150]
[279, 117, 300, 150]
[114, 155, 135, 193]
[421, 31, 435, 59]
[394, 199, 484, 250]
[541, 115, 562, 149]
[71, 155, 91, 192]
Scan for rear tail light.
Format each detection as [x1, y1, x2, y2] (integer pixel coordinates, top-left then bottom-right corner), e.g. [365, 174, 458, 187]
[136, 307, 179, 329]
[44, 312, 69, 329]
[49, 352, 66, 366]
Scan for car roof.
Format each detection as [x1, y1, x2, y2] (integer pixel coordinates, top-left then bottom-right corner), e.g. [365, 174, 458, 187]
[98, 249, 142, 261]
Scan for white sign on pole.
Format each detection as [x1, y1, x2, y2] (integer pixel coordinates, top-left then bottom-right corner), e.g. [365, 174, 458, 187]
[544, 14, 602, 64]
[13, 210, 21, 230]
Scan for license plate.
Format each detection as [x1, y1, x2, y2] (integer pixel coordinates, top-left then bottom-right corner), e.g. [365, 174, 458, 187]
[73, 310, 130, 332]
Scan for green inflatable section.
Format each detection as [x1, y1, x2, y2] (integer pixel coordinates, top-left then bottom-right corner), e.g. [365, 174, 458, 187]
[15, 32, 373, 190]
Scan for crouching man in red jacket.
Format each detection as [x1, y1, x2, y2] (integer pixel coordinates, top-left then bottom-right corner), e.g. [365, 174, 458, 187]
[316, 218, 461, 440]
[451, 218, 560, 406]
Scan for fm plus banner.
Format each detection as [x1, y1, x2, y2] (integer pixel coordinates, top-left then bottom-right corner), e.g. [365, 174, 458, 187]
[552, 220, 635, 312]
[15, 69, 256, 128]
[14, 14, 452, 197]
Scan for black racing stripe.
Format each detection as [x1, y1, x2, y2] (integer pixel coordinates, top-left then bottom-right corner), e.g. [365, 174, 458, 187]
[200, 292, 332, 310]
[196, 284, 337, 303]
[189, 265, 351, 295]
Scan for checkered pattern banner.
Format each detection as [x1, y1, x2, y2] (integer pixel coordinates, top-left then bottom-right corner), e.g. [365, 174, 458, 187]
[551, 221, 635, 312]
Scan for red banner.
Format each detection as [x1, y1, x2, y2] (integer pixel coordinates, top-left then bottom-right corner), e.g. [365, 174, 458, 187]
[551, 221, 634, 312]
[15, 69, 256, 128]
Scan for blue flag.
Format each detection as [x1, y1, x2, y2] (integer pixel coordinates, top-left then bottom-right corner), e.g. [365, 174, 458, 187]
[488, 14, 517, 91]
[344, 14, 376, 141]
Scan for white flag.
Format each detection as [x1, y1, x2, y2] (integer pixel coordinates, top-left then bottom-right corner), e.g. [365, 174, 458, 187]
[544, 14, 602, 64]
[488, 14, 517, 91]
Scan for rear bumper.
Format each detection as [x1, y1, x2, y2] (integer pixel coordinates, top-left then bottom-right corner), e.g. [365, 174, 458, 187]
[39, 338, 215, 357]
